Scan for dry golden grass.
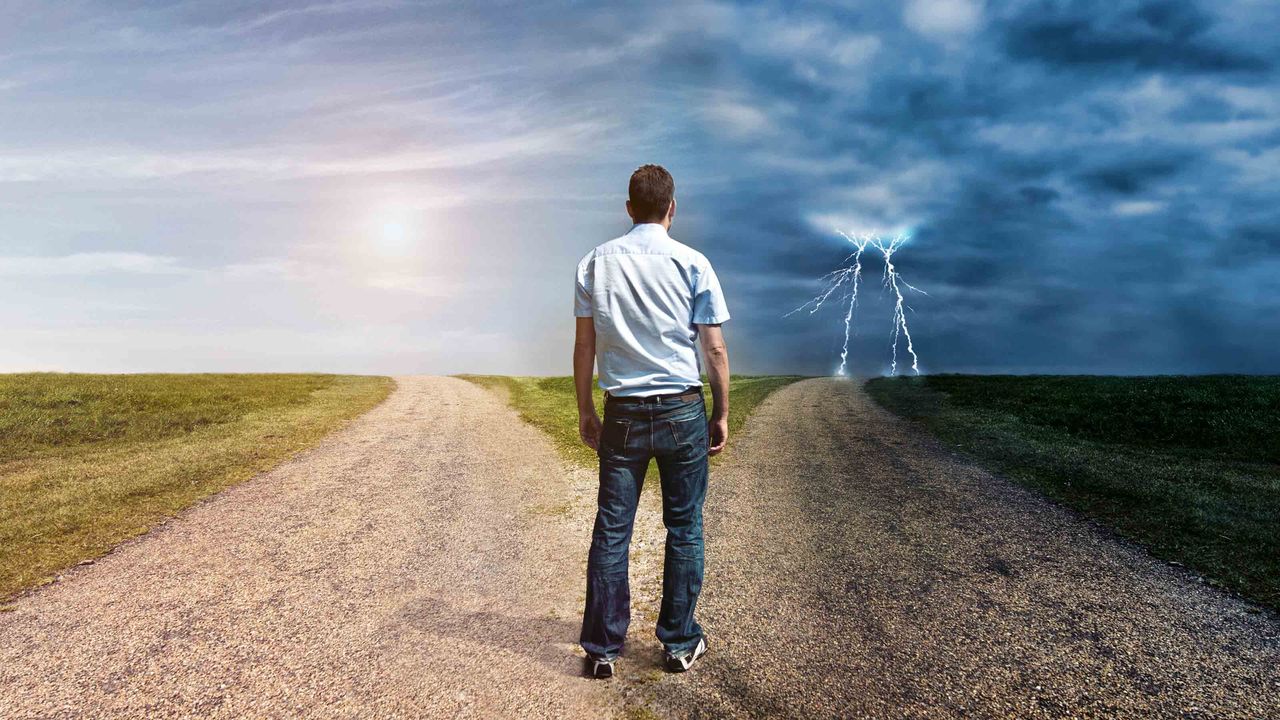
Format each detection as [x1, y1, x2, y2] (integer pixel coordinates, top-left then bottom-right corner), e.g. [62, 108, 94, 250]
[0, 373, 393, 599]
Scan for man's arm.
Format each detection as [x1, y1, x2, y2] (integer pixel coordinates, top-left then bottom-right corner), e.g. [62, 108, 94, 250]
[574, 316, 602, 450]
[698, 323, 730, 456]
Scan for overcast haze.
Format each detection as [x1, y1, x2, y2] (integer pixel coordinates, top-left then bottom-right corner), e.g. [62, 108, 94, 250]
[3, 0, 1278, 376]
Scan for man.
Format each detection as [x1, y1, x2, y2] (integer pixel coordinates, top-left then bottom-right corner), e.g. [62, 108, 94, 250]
[573, 164, 730, 679]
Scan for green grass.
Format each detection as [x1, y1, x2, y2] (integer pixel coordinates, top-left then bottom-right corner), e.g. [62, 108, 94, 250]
[457, 375, 807, 468]
[0, 373, 393, 599]
[866, 374, 1280, 610]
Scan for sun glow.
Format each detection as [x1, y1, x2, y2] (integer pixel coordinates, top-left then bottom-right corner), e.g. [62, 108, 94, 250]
[380, 220, 409, 252]
[367, 204, 419, 259]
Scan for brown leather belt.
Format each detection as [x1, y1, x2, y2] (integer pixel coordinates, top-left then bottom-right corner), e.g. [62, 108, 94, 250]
[605, 389, 703, 405]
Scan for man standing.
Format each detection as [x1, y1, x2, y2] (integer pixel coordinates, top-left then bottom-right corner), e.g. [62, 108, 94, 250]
[573, 164, 731, 679]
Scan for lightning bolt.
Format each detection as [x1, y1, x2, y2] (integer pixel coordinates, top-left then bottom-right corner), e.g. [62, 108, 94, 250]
[789, 231, 927, 376]
[786, 235, 868, 376]
[833, 232, 869, 377]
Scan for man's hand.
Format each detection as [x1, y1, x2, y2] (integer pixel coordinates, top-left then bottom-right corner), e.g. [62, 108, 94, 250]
[708, 414, 728, 456]
[698, 323, 730, 457]
[574, 317, 600, 450]
[580, 411, 603, 450]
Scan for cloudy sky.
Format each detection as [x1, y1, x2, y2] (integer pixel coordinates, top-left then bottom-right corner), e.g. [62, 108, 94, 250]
[2, 0, 1277, 375]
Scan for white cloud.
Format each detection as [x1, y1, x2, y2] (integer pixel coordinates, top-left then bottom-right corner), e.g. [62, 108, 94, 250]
[975, 121, 1063, 152]
[0, 252, 188, 277]
[702, 98, 772, 138]
[223, 257, 459, 297]
[222, 259, 306, 280]
[1112, 200, 1166, 217]
[1119, 75, 1189, 116]
[1218, 146, 1280, 185]
[808, 160, 953, 233]
[220, 0, 403, 34]
[903, 0, 982, 38]
[828, 35, 882, 67]
[0, 122, 609, 183]
[365, 273, 460, 296]
[1217, 84, 1280, 115]
[804, 212, 915, 239]
[718, 6, 881, 81]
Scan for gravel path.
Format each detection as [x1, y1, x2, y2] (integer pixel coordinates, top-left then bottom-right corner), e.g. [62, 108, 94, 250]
[3, 376, 1277, 719]
[639, 378, 1280, 718]
[0, 377, 619, 719]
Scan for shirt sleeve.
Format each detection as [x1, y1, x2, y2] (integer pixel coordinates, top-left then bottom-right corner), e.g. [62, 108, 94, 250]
[573, 257, 593, 318]
[692, 261, 730, 325]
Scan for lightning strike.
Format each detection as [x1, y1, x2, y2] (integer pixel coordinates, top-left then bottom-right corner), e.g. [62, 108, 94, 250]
[789, 231, 927, 376]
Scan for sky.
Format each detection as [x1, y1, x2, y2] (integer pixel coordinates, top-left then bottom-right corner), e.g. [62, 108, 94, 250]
[2, 0, 1278, 376]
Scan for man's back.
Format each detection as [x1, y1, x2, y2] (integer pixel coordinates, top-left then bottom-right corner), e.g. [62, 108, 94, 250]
[574, 164, 728, 678]
[574, 223, 729, 397]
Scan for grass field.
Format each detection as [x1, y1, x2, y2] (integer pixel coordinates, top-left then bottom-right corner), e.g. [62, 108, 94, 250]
[458, 375, 806, 468]
[0, 373, 393, 600]
[866, 375, 1280, 610]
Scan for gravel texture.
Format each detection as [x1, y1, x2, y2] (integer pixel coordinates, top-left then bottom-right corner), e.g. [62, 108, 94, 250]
[0, 377, 619, 719]
[3, 376, 1277, 719]
[638, 378, 1280, 718]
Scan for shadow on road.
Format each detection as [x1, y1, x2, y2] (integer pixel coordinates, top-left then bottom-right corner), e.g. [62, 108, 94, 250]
[392, 595, 588, 678]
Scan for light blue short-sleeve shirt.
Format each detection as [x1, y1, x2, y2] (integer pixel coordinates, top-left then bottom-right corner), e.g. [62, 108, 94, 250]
[575, 223, 730, 398]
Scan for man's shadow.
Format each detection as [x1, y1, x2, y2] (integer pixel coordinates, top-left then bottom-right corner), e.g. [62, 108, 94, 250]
[392, 595, 665, 677]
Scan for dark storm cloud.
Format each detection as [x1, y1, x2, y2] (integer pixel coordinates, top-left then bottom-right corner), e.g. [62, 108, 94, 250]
[1223, 223, 1280, 260]
[1018, 186, 1060, 205]
[1075, 153, 1190, 195]
[624, 0, 1280, 374]
[1001, 0, 1270, 74]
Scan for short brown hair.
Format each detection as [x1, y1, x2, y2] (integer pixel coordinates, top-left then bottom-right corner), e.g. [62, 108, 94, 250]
[628, 164, 675, 222]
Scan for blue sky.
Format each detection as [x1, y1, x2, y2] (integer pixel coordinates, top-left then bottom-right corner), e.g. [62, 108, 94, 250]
[2, 0, 1277, 375]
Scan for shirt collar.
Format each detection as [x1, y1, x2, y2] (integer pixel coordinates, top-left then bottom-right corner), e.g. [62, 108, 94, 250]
[628, 223, 669, 237]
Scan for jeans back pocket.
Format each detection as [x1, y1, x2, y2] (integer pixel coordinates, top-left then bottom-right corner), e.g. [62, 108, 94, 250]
[599, 418, 632, 457]
[667, 415, 707, 453]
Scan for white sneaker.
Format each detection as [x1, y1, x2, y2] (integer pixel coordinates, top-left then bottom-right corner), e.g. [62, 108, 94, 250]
[585, 655, 617, 679]
[663, 636, 707, 673]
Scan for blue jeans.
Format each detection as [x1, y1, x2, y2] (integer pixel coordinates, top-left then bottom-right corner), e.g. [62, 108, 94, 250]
[580, 393, 709, 659]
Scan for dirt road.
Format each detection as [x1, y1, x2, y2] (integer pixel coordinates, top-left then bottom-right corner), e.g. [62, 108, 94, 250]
[2, 377, 1277, 718]
[642, 378, 1280, 718]
[0, 377, 619, 718]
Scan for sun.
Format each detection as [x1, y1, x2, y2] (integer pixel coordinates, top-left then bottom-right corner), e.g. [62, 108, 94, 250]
[369, 208, 416, 258]
[380, 221, 408, 249]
